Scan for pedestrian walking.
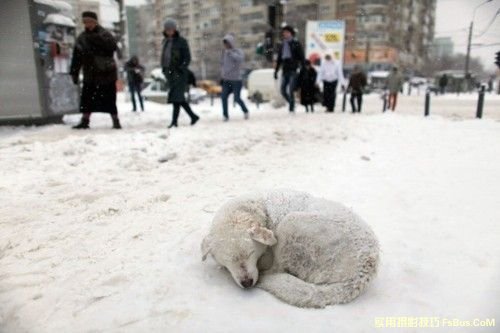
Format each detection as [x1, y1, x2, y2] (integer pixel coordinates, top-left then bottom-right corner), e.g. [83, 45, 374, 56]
[487, 76, 494, 93]
[220, 34, 249, 121]
[70, 11, 121, 129]
[296, 60, 318, 113]
[347, 65, 367, 113]
[386, 65, 404, 111]
[274, 25, 305, 113]
[161, 18, 199, 128]
[438, 73, 448, 95]
[317, 54, 345, 112]
[124, 55, 145, 112]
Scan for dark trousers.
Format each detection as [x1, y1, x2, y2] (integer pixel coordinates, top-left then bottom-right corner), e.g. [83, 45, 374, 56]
[323, 80, 338, 111]
[221, 80, 248, 119]
[305, 104, 314, 112]
[171, 102, 198, 125]
[350, 92, 363, 113]
[280, 71, 298, 112]
[129, 81, 144, 111]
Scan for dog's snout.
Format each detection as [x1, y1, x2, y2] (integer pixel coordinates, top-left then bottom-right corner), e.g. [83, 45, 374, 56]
[241, 278, 254, 288]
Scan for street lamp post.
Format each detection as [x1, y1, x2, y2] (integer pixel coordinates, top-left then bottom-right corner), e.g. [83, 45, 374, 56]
[465, 0, 492, 90]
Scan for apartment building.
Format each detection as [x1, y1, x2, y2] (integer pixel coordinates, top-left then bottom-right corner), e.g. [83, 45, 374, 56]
[337, 0, 436, 71]
[126, 2, 156, 73]
[151, 0, 435, 78]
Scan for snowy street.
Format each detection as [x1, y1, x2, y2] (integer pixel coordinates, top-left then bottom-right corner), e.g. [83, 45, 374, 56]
[0, 94, 499, 332]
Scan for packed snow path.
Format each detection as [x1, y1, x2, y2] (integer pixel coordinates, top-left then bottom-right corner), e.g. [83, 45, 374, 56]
[0, 96, 499, 332]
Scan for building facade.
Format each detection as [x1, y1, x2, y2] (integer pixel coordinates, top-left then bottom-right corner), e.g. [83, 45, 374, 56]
[151, 0, 436, 79]
[126, 2, 156, 73]
[337, 0, 436, 72]
[431, 36, 454, 59]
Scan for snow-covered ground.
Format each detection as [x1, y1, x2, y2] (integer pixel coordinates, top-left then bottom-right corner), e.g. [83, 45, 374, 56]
[0, 93, 499, 332]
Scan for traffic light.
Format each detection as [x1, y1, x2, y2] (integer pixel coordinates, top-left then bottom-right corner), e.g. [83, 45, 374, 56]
[264, 30, 274, 62]
[495, 51, 500, 69]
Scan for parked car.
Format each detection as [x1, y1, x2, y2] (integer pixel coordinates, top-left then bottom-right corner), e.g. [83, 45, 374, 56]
[247, 68, 276, 102]
[141, 68, 207, 104]
[141, 78, 168, 104]
[367, 70, 389, 92]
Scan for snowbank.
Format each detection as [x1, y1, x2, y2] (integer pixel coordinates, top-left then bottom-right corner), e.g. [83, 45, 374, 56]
[0, 95, 499, 332]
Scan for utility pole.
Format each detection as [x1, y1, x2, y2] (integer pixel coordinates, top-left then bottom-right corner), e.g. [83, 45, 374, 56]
[115, 0, 126, 59]
[465, 20, 473, 90]
[465, 0, 492, 91]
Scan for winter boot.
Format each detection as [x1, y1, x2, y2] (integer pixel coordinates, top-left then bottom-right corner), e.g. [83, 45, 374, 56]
[191, 114, 200, 126]
[112, 118, 122, 129]
[72, 119, 90, 129]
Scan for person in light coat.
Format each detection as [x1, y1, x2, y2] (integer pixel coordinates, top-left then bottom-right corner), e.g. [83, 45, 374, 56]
[220, 34, 249, 121]
[386, 65, 404, 111]
[317, 55, 345, 112]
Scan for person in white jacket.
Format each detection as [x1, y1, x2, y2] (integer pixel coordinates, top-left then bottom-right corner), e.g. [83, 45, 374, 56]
[317, 55, 345, 112]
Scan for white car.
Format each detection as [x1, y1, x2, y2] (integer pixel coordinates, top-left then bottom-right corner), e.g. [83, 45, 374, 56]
[142, 68, 207, 104]
[247, 68, 278, 102]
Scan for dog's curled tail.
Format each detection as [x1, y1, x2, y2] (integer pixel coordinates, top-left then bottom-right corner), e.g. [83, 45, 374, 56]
[257, 260, 377, 309]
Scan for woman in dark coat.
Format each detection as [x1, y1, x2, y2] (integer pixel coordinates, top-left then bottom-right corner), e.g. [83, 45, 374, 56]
[296, 60, 318, 112]
[70, 11, 121, 129]
[161, 19, 199, 128]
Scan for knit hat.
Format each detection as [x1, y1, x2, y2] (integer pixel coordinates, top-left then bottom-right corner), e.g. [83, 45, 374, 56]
[281, 25, 295, 36]
[82, 11, 98, 21]
[163, 18, 177, 30]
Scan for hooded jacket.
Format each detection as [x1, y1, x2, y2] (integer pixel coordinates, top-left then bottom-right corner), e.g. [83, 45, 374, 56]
[220, 34, 245, 81]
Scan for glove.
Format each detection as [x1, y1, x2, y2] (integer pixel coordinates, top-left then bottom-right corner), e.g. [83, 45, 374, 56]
[274, 71, 278, 80]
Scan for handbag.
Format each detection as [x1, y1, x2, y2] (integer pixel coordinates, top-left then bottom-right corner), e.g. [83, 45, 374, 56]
[314, 86, 323, 104]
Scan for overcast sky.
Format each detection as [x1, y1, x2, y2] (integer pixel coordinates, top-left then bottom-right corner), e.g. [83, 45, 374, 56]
[122, 0, 500, 70]
[435, 0, 500, 71]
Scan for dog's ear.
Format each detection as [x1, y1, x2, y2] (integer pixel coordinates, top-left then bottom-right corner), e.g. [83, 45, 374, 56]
[201, 236, 211, 261]
[248, 225, 277, 246]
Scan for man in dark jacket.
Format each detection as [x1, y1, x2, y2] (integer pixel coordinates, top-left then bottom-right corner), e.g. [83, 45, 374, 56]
[274, 25, 305, 113]
[124, 55, 145, 112]
[347, 65, 367, 113]
[70, 11, 121, 129]
[161, 18, 199, 128]
[439, 74, 448, 95]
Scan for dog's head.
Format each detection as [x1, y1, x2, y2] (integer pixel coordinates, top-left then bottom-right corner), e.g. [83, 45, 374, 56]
[201, 223, 276, 289]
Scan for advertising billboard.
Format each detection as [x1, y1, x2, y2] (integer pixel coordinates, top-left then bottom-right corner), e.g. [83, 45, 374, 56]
[305, 20, 345, 66]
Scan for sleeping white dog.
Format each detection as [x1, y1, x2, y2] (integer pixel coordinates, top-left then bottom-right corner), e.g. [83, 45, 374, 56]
[201, 190, 380, 308]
